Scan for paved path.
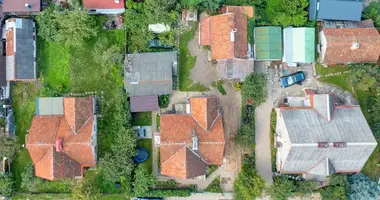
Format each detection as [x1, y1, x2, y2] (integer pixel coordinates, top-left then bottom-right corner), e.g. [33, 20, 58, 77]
[254, 61, 273, 184]
[165, 193, 233, 200]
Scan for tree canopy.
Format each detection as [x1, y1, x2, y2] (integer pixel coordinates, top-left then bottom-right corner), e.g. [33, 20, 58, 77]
[265, 0, 309, 27]
[320, 174, 349, 200]
[132, 165, 156, 196]
[0, 136, 19, 162]
[242, 73, 268, 105]
[0, 175, 14, 197]
[363, 2, 380, 29]
[36, 5, 98, 46]
[348, 173, 379, 200]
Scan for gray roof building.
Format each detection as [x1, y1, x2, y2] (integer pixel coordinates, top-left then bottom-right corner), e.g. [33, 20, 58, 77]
[5, 18, 36, 81]
[124, 52, 176, 96]
[309, 0, 363, 21]
[130, 96, 159, 112]
[276, 94, 377, 181]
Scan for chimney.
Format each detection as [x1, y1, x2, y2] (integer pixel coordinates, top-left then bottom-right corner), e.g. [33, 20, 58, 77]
[115, 0, 120, 3]
[56, 139, 63, 152]
[351, 42, 360, 50]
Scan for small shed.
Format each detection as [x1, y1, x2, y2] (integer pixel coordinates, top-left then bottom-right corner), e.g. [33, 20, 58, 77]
[283, 27, 315, 67]
[130, 96, 159, 113]
[254, 26, 282, 61]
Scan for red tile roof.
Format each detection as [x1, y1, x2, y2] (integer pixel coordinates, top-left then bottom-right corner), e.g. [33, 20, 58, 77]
[160, 96, 225, 179]
[83, 0, 125, 9]
[200, 6, 253, 59]
[322, 28, 380, 64]
[26, 97, 96, 180]
[2, 0, 41, 13]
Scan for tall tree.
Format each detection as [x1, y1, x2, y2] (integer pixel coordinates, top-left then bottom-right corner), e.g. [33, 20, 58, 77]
[363, 2, 380, 29]
[0, 136, 19, 161]
[266, 0, 309, 27]
[133, 165, 156, 196]
[242, 73, 268, 105]
[348, 173, 380, 200]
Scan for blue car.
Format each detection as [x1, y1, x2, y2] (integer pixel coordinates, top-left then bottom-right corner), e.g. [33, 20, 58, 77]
[280, 71, 305, 88]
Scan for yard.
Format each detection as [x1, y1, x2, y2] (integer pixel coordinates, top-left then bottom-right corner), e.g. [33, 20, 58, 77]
[132, 112, 152, 126]
[137, 139, 153, 173]
[315, 64, 351, 76]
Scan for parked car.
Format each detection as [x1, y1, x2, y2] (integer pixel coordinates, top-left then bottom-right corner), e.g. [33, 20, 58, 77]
[280, 71, 305, 88]
[136, 127, 146, 138]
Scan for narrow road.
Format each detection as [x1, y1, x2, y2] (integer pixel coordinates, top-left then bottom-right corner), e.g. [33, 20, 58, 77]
[254, 61, 273, 184]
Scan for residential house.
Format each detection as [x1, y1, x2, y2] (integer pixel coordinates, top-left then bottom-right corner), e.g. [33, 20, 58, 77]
[1, 0, 41, 14]
[283, 27, 315, 67]
[309, 0, 363, 21]
[199, 6, 254, 81]
[26, 97, 97, 180]
[321, 19, 375, 29]
[275, 93, 377, 181]
[5, 18, 36, 81]
[124, 51, 177, 112]
[83, 0, 125, 14]
[159, 96, 225, 179]
[319, 28, 380, 65]
[254, 26, 282, 61]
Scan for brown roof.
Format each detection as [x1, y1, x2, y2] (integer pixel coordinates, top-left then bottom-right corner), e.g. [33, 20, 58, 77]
[322, 28, 380, 64]
[2, 0, 41, 13]
[200, 6, 253, 59]
[200, 14, 235, 59]
[160, 96, 225, 179]
[26, 97, 95, 180]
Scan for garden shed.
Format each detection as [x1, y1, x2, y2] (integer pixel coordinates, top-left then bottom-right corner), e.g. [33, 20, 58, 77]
[254, 26, 282, 61]
[283, 27, 315, 67]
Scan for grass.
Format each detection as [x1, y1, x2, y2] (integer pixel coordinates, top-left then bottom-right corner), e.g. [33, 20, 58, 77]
[319, 74, 353, 92]
[132, 112, 152, 126]
[217, 81, 227, 95]
[137, 139, 153, 173]
[204, 177, 222, 193]
[179, 27, 209, 92]
[315, 64, 351, 76]
[270, 108, 277, 172]
[12, 193, 72, 200]
[10, 83, 39, 189]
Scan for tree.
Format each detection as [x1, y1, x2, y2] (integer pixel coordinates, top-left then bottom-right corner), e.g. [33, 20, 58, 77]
[348, 173, 379, 200]
[368, 88, 380, 141]
[199, 0, 223, 12]
[36, 5, 98, 47]
[350, 64, 379, 91]
[133, 165, 156, 196]
[266, 177, 296, 200]
[0, 136, 19, 162]
[20, 162, 36, 191]
[363, 2, 380, 29]
[158, 95, 170, 108]
[233, 154, 265, 200]
[242, 73, 267, 105]
[265, 0, 309, 27]
[320, 174, 349, 200]
[0, 175, 14, 197]
[72, 174, 101, 200]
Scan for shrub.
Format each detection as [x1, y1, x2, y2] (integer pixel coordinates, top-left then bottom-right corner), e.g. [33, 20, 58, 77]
[296, 181, 317, 196]
[0, 175, 15, 197]
[143, 188, 192, 197]
[158, 95, 170, 108]
[204, 177, 222, 193]
[242, 73, 267, 105]
[217, 81, 227, 95]
[166, 180, 177, 187]
[319, 174, 349, 200]
[267, 176, 296, 200]
[348, 173, 379, 200]
[233, 82, 243, 91]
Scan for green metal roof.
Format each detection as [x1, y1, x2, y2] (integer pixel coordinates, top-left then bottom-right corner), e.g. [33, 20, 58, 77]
[303, 28, 315, 63]
[254, 26, 282, 61]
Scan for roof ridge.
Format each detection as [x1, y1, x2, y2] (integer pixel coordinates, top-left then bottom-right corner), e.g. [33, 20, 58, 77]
[76, 115, 94, 134]
[185, 146, 209, 165]
[161, 145, 187, 166]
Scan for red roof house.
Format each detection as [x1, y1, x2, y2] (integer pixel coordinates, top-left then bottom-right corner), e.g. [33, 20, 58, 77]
[2, 0, 41, 14]
[83, 0, 125, 14]
[319, 28, 380, 64]
[199, 6, 254, 59]
[26, 97, 97, 180]
[160, 96, 225, 179]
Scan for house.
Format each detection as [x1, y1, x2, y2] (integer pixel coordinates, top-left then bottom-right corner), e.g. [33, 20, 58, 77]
[26, 97, 97, 180]
[199, 6, 254, 80]
[309, 0, 363, 21]
[5, 18, 36, 81]
[83, 0, 125, 14]
[319, 28, 380, 65]
[275, 93, 377, 181]
[2, 0, 41, 14]
[283, 27, 315, 67]
[321, 19, 375, 29]
[159, 96, 225, 179]
[124, 51, 177, 112]
[254, 26, 282, 61]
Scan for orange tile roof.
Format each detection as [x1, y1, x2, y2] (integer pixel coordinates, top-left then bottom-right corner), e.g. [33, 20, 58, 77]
[200, 14, 235, 59]
[322, 28, 380, 64]
[160, 96, 225, 179]
[26, 96, 95, 180]
[199, 17, 211, 46]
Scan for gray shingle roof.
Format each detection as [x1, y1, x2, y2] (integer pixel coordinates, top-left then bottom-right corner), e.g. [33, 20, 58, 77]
[15, 18, 36, 79]
[309, 0, 363, 21]
[124, 52, 177, 96]
[130, 96, 159, 112]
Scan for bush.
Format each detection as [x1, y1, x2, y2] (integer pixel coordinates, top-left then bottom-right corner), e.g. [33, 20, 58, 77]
[363, 2, 380, 29]
[217, 81, 227, 95]
[0, 175, 15, 197]
[242, 73, 267, 105]
[233, 82, 243, 91]
[348, 173, 379, 200]
[296, 181, 317, 196]
[0, 136, 19, 162]
[236, 104, 255, 149]
[319, 174, 349, 200]
[143, 188, 192, 197]
[267, 176, 296, 200]
[204, 177, 222, 193]
[270, 108, 277, 171]
[158, 95, 170, 108]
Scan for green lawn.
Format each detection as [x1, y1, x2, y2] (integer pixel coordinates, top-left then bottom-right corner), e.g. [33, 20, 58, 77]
[179, 28, 208, 92]
[137, 139, 153, 173]
[319, 74, 353, 93]
[132, 112, 152, 126]
[315, 64, 351, 76]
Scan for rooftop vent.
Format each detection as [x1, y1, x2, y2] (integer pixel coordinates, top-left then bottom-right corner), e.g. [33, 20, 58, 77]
[333, 142, 346, 148]
[25, 3, 31, 9]
[351, 42, 360, 50]
[318, 142, 329, 148]
[192, 131, 198, 150]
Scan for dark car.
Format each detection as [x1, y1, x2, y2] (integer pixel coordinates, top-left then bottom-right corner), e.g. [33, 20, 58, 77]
[280, 71, 305, 88]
